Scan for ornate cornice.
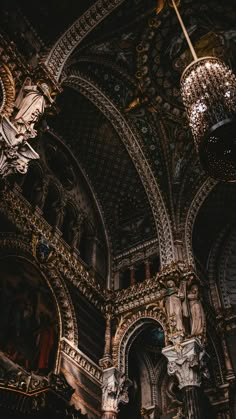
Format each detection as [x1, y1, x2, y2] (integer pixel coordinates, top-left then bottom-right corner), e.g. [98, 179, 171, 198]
[64, 72, 175, 266]
[112, 262, 194, 315]
[0, 63, 15, 118]
[113, 238, 159, 271]
[60, 338, 103, 384]
[43, 0, 126, 81]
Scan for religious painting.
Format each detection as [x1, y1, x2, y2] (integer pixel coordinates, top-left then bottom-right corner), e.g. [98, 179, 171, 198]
[0, 256, 59, 374]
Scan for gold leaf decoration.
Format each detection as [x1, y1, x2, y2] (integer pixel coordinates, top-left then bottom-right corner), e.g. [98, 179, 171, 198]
[0, 63, 15, 118]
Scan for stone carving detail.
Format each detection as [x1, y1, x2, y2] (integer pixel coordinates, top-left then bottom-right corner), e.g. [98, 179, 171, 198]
[0, 62, 15, 118]
[61, 338, 103, 384]
[0, 70, 55, 178]
[64, 72, 175, 266]
[187, 284, 206, 337]
[0, 349, 74, 400]
[113, 238, 159, 271]
[44, 0, 127, 81]
[101, 367, 131, 415]
[162, 338, 209, 389]
[12, 79, 54, 139]
[113, 308, 168, 373]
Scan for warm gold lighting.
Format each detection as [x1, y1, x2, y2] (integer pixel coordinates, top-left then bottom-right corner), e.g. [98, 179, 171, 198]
[181, 57, 236, 181]
[171, 0, 236, 181]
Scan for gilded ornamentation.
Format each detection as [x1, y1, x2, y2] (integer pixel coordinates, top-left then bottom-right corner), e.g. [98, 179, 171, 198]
[0, 62, 15, 118]
[112, 307, 168, 372]
[0, 349, 74, 400]
[44, 0, 127, 81]
[60, 338, 103, 384]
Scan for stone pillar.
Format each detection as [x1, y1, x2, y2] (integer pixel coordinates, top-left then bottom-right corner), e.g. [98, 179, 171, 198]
[145, 259, 151, 279]
[100, 314, 113, 370]
[162, 338, 209, 419]
[101, 367, 131, 419]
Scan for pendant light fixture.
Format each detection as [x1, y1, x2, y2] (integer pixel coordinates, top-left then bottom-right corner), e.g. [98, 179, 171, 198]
[171, 0, 236, 181]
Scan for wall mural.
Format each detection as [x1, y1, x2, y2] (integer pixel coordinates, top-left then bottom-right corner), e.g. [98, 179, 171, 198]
[0, 256, 59, 374]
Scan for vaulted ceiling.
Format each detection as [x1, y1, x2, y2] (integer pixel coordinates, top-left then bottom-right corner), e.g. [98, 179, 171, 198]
[1, 0, 236, 264]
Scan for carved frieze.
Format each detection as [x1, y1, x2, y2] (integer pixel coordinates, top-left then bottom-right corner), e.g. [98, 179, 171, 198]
[60, 338, 103, 384]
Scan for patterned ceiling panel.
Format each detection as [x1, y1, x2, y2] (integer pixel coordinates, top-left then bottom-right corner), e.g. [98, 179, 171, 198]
[49, 87, 157, 255]
[66, 0, 236, 219]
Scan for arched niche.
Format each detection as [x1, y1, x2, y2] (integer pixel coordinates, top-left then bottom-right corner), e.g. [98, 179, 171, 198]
[0, 255, 59, 375]
[116, 322, 177, 419]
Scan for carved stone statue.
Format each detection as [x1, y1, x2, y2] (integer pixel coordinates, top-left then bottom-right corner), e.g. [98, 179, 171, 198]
[0, 70, 55, 178]
[0, 116, 39, 178]
[13, 79, 54, 139]
[163, 279, 185, 333]
[187, 284, 206, 337]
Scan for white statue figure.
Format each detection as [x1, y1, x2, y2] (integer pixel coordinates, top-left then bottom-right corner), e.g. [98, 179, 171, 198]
[163, 279, 185, 333]
[0, 116, 39, 177]
[187, 284, 206, 336]
[13, 78, 54, 139]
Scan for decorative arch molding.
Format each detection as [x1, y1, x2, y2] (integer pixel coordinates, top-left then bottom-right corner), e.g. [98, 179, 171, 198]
[184, 177, 218, 266]
[64, 72, 175, 266]
[217, 227, 236, 309]
[43, 0, 126, 81]
[112, 307, 168, 374]
[0, 234, 78, 346]
[207, 227, 229, 312]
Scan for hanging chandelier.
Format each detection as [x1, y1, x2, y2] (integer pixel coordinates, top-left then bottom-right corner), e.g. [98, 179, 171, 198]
[170, 0, 236, 181]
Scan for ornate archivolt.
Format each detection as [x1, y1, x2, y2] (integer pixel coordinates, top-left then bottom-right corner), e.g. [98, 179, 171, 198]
[112, 306, 168, 374]
[64, 72, 175, 266]
[43, 0, 126, 81]
[0, 234, 78, 346]
[0, 62, 15, 118]
[184, 177, 218, 266]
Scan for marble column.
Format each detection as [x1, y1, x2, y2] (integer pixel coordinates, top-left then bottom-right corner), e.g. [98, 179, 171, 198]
[162, 338, 209, 419]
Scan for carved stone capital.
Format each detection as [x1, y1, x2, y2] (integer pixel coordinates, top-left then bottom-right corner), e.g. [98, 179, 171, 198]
[162, 338, 209, 389]
[101, 367, 131, 415]
[99, 355, 113, 370]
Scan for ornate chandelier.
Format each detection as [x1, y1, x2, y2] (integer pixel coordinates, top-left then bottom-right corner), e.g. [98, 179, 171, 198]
[171, 0, 236, 181]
